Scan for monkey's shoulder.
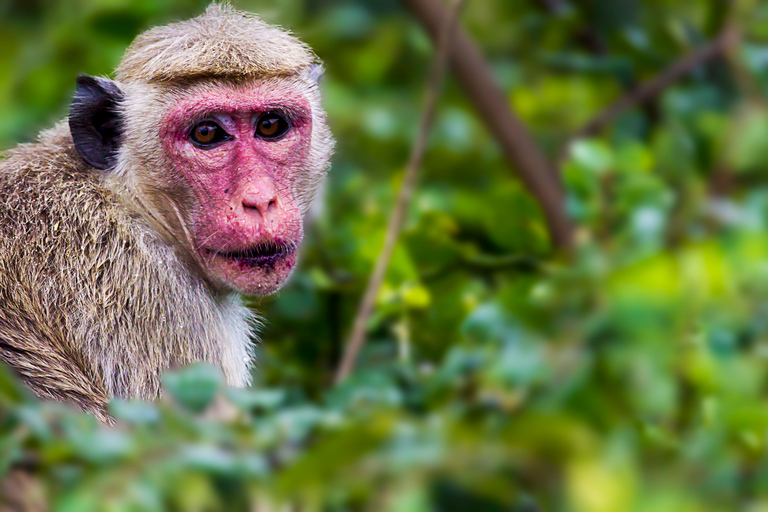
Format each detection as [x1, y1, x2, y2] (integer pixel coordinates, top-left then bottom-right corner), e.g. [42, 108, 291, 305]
[0, 128, 124, 237]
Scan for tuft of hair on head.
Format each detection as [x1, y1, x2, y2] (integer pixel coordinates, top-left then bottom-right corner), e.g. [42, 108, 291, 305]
[115, 2, 318, 84]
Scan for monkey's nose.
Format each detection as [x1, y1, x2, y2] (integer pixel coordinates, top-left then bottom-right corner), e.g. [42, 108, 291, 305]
[240, 178, 279, 219]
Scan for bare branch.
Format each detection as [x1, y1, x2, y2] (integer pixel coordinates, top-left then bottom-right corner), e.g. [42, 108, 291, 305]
[403, 0, 574, 250]
[571, 26, 739, 141]
[334, 0, 466, 385]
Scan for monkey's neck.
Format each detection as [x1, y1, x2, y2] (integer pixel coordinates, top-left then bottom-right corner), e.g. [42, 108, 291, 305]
[102, 173, 226, 294]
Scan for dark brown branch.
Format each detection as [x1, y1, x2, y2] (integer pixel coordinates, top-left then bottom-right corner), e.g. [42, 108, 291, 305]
[334, 0, 466, 385]
[402, 0, 574, 250]
[572, 26, 739, 140]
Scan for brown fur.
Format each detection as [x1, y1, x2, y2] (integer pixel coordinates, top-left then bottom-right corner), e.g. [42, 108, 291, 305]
[0, 3, 332, 420]
[116, 3, 316, 83]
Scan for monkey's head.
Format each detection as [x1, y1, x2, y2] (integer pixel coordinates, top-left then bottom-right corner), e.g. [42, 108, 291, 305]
[68, 4, 333, 296]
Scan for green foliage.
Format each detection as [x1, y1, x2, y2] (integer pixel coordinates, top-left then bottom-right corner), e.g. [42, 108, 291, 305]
[4, 0, 768, 510]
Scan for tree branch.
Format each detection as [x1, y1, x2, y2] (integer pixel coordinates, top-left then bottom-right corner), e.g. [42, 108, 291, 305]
[571, 26, 739, 140]
[334, 0, 466, 385]
[402, 0, 574, 250]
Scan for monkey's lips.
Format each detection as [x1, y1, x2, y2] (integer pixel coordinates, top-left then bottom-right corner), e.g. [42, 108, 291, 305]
[202, 241, 297, 294]
[208, 242, 294, 268]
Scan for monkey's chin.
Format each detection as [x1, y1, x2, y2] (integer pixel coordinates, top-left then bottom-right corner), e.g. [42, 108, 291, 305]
[203, 247, 297, 296]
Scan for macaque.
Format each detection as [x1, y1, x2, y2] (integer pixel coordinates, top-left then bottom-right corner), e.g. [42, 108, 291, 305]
[0, 3, 333, 421]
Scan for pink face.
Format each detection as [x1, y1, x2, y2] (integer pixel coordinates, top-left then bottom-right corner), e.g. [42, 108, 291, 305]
[161, 82, 313, 295]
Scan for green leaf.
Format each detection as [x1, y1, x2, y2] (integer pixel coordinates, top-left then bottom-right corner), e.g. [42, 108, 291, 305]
[163, 364, 223, 414]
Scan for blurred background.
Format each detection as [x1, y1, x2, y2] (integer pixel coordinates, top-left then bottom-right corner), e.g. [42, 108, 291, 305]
[3, 0, 768, 510]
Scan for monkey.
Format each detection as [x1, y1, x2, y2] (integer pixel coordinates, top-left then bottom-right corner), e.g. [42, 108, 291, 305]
[0, 3, 333, 422]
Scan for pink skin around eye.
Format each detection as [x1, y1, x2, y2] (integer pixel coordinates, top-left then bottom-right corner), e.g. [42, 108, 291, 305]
[161, 83, 313, 295]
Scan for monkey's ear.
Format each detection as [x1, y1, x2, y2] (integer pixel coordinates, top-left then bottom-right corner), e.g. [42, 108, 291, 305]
[69, 75, 125, 170]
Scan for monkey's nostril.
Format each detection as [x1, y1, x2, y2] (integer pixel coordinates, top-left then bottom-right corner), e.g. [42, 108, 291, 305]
[239, 177, 279, 218]
[242, 194, 278, 219]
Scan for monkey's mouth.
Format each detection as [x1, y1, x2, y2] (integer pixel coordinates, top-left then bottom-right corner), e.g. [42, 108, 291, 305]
[205, 241, 295, 270]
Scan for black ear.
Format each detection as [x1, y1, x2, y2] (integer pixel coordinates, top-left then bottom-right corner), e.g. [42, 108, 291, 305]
[69, 75, 124, 170]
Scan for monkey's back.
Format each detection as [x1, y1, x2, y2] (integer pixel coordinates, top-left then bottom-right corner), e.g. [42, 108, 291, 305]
[0, 124, 126, 416]
[0, 124, 253, 419]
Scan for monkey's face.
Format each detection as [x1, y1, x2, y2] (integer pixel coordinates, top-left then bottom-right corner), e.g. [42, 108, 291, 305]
[160, 82, 316, 295]
[71, 74, 330, 297]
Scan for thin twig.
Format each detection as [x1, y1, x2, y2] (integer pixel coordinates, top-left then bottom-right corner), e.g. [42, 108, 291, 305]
[570, 26, 739, 142]
[402, 0, 573, 249]
[334, 0, 466, 385]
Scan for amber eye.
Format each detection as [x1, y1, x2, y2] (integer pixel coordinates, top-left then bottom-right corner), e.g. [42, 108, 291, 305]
[255, 112, 290, 140]
[189, 121, 230, 148]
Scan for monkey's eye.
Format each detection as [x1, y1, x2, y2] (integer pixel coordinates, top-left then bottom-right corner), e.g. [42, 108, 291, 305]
[254, 112, 290, 140]
[189, 121, 231, 148]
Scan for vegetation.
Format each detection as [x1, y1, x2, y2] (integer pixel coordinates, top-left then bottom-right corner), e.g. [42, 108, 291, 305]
[3, 0, 768, 510]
